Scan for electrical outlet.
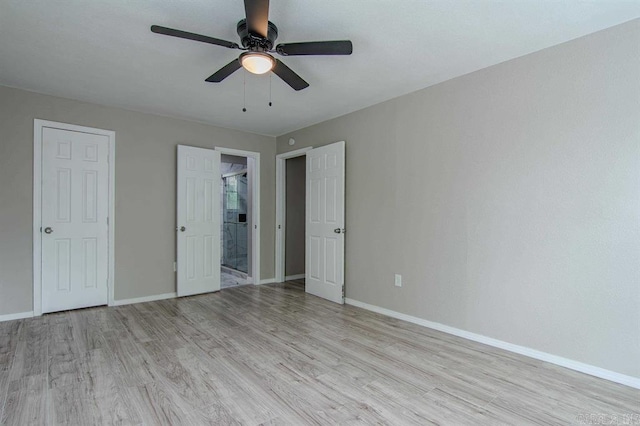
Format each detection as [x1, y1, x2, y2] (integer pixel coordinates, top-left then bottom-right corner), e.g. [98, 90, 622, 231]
[173, 261, 177, 272]
[394, 274, 402, 287]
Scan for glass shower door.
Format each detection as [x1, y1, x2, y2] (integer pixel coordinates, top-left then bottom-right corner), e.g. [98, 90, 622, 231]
[222, 173, 248, 273]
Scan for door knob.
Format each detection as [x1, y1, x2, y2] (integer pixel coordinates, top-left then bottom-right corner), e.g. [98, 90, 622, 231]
[44, 227, 53, 234]
[179, 226, 186, 232]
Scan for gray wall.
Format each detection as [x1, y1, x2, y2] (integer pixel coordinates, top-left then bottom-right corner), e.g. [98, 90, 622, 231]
[0, 86, 276, 315]
[277, 20, 640, 378]
[285, 156, 306, 276]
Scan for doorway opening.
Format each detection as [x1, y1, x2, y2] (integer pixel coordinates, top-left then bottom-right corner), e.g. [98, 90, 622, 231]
[277, 142, 345, 303]
[275, 147, 312, 286]
[284, 156, 306, 285]
[220, 155, 251, 288]
[215, 147, 261, 288]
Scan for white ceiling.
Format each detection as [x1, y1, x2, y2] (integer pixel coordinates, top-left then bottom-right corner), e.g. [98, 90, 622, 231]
[1, 1, 639, 136]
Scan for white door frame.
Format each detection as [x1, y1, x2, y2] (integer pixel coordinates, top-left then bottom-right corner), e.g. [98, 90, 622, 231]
[215, 147, 261, 284]
[275, 147, 313, 283]
[33, 119, 116, 316]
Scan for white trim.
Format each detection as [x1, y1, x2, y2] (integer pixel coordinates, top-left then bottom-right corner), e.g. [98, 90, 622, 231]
[216, 147, 261, 285]
[33, 119, 116, 316]
[285, 274, 305, 281]
[112, 292, 177, 306]
[258, 278, 276, 285]
[215, 147, 257, 157]
[275, 147, 312, 283]
[0, 311, 34, 323]
[33, 122, 42, 315]
[345, 298, 640, 390]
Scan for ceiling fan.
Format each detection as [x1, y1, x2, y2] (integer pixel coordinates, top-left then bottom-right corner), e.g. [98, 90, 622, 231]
[151, 0, 353, 91]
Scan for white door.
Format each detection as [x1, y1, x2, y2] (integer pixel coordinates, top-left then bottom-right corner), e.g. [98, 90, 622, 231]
[177, 145, 221, 296]
[41, 127, 109, 313]
[306, 141, 345, 304]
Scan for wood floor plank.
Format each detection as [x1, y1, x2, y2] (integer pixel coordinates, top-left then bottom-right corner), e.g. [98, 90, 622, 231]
[0, 370, 9, 422]
[1, 374, 48, 425]
[173, 346, 246, 425]
[48, 314, 86, 390]
[1, 281, 637, 425]
[127, 381, 207, 426]
[420, 387, 533, 425]
[316, 371, 436, 425]
[112, 307, 154, 345]
[101, 332, 157, 387]
[139, 339, 239, 423]
[9, 317, 48, 382]
[0, 320, 21, 373]
[56, 348, 144, 425]
[70, 309, 107, 353]
[308, 331, 438, 395]
[185, 344, 292, 425]
[217, 353, 345, 425]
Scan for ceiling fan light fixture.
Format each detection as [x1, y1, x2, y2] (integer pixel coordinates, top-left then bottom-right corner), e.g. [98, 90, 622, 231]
[240, 52, 275, 75]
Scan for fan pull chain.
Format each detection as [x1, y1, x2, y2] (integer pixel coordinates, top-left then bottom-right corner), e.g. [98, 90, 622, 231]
[242, 70, 247, 112]
[269, 74, 272, 107]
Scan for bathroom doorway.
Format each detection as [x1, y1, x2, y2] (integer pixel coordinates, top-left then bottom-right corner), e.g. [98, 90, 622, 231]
[220, 154, 251, 288]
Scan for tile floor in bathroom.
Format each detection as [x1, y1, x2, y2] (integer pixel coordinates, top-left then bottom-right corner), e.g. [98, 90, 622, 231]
[221, 270, 251, 289]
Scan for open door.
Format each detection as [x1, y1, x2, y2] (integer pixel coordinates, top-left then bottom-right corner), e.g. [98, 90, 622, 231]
[177, 145, 221, 296]
[306, 141, 345, 304]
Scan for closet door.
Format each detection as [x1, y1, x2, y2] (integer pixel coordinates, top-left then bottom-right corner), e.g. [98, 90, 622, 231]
[41, 127, 110, 313]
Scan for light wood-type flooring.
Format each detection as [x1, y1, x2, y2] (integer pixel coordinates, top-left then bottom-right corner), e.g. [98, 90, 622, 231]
[0, 280, 638, 425]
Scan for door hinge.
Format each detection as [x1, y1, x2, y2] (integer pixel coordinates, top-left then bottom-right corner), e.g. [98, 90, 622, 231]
[255, 225, 258, 229]
[107, 217, 109, 225]
[278, 225, 281, 229]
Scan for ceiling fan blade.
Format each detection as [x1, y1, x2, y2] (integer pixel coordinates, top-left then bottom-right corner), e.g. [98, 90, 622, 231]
[151, 25, 239, 49]
[244, 0, 270, 38]
[272, 59, 309, 91]
[276, 40, 353, 56]
[205, 59, 242, 82]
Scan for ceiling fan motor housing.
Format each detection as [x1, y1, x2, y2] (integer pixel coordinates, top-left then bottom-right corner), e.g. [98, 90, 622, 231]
[237, 19, 278, 51]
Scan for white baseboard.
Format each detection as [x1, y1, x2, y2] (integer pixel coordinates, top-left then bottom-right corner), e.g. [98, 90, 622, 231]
[111, 292, 176, 306]
[285, 274, 305, 281]
[0, 311, 34, 322]
[345, 298, 640, 390]
[258, 278, 276, 285]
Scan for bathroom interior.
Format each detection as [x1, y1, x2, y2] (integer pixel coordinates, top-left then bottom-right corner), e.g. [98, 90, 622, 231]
[220, 154, 251, 288]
